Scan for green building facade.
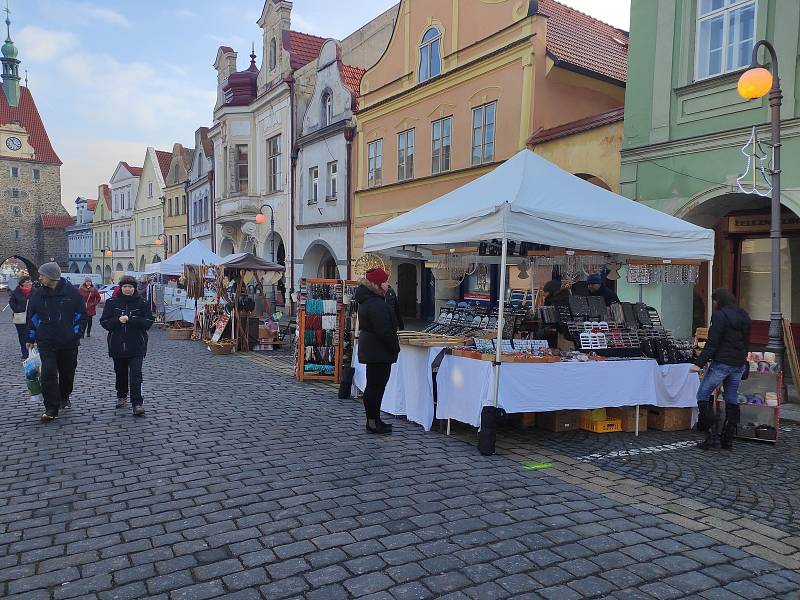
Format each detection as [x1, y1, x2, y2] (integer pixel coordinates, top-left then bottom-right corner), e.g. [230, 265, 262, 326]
[621, 0, 800, 342]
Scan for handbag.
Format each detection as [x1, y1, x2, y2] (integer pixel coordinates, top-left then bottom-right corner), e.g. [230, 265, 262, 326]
[12, 299, 28, 325]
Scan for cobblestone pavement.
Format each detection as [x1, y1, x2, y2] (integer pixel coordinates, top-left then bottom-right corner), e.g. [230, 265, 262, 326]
[1, 319, 799, 599]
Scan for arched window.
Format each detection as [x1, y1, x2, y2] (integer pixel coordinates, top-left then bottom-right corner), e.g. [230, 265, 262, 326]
[269, 38, 277, 70]
[419, 27, 441, 82]
[323, 92, 333, 126]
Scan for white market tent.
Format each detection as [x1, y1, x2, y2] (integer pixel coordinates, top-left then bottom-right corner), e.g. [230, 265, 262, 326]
[363, 149, 715, 411]
[144, 239, 222, 276]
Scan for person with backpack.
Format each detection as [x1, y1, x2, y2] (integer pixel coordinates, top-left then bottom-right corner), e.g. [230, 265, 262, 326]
[690, 288, 752, 450]
[100, 275, 154, 416]
[9, 275, 33, 359]
[78, 277, 102, 338]
[26, 263, 87, 422]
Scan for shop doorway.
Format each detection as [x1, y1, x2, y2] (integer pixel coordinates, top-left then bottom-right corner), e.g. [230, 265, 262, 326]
[397, 263, 417, 318]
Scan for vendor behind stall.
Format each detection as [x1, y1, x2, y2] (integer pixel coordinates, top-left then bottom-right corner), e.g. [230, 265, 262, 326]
[573, 273, 619, 306]
[541, 280, 571, 349]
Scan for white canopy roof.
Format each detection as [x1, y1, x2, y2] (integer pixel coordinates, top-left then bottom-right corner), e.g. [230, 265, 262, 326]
[364, 150, 714, 260]
[145, 239, 222, 276]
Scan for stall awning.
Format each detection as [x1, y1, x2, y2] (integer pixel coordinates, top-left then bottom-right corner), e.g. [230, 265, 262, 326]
[363, 150, 714, 260]
[146, 239, 223, 276]
[218, 252, 286, 272]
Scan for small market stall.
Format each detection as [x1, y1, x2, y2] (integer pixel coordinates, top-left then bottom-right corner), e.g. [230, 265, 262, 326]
[359, 150, 715, 446]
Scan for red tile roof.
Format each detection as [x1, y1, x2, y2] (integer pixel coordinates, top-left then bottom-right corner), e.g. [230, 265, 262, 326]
[41, 214, 75, 228]
[155, 150, 172, 179]
[86, 199, 98, 211]
[197, 127, 212, 161]
[340, 63, 366, 96]
[101, 184, 111, 210]
[0, 86, 61, 164]
[537, 0, 628, 84]
[121, 162, 142, 177]
[283, 30, 327, 71]
[219, 46, 234, 54]
[528, 106, 624, 146]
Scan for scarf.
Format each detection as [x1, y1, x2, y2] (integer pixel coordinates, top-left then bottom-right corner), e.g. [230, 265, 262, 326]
[19, 285, 32, 298]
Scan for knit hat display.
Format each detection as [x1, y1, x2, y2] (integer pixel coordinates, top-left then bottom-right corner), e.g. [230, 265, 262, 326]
[365, 267, 389, 286]
[38, 262, 61, 281]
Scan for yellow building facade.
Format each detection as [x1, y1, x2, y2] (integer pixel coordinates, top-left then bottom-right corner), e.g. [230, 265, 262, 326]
[163, 143, 192, 257]
[90, 184, 113, 282]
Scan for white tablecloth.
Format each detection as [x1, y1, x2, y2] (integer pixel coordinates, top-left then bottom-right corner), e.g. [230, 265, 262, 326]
[436, 356, 700, 427]
[353, 344, 443, 431]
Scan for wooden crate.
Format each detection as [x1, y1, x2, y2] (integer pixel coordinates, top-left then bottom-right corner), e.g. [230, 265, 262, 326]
[646, 406, 692, 431]
[519, 413, 535, 429]
[607, 406, 648, 433]
[579, 417, 622, 433]
[536, 410, 579, 433]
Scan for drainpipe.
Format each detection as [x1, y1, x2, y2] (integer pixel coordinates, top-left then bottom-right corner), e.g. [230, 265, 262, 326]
[344, 124, 355, 280]
[287, 75, 297, 314]
[183, 179, 190, 249]
[209, 170, 216, 251]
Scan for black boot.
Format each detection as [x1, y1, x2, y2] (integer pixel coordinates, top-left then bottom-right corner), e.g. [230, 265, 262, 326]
[696, 401, 720, 449]
[366, 419, 391, 434]
[721, 404, 740, 450]
[696, 398, 713, 432]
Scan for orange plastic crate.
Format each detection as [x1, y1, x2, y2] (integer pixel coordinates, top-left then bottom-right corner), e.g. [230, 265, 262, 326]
[579, 417, 622, 433]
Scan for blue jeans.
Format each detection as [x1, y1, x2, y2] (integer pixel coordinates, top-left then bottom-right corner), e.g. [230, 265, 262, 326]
[697, 361, 745, 405]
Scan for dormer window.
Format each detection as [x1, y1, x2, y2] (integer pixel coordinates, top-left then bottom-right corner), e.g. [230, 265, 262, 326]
[269, 38, 277, 70]
[419, 27, 442, 82]
[323, 93, 333, 126]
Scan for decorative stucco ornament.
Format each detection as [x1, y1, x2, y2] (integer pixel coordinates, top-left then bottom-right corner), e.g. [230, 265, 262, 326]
[736, 126, 773, 197]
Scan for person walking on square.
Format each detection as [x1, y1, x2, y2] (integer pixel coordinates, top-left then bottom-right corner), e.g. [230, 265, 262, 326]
[690, 288, 752, 450]
[355, 268, 400, 435]
[78, 277, 101, 338]
[26, 263, 87, 422]
[100, 275, 153, 416]
[9, 275, 33, 359]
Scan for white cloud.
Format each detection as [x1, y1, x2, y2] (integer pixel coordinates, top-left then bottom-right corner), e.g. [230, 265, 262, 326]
[291, 13, 326, 37]
[82, 4, 130, 27]
[16, 26, 78, 61]
[206, 33, 247, 51]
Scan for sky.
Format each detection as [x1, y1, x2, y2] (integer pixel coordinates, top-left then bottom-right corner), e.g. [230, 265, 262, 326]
[10, 0, 630, 214]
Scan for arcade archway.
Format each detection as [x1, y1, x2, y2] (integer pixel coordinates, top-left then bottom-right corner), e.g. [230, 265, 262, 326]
[0, 255, 36, 279]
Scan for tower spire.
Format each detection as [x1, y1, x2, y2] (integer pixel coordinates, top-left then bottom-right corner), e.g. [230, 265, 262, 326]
[4, 0, 11, 42]
[0, 0, 19, 106]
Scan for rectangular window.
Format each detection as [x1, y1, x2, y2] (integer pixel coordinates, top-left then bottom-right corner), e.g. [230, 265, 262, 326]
[696, 0, 756, 80]
[471, 101, 496, 166]
[267, 135, 281, 193]
[148, 182, 153, 198]
[327, 161, 338, 199]
[126, 230, 131, 249]
[14, 229, 19, 240]
[157, 215, 162, 232]
[32, 168, 40, 180]
[235, 144, 248, 194]
[182, 234, 187, 247]
[397, 129, 415, 181]
[10, 188, 20, 198]
[309, 166, 319, 204]
[10, 167, 18, 177]
[126, 190, 130, 209]
[431, 116, 452, 174]
[182, 195, 186, 214]
[11, 205, 21, 216]
[367, 139, 383, 188]
[168, 198, 173, 217]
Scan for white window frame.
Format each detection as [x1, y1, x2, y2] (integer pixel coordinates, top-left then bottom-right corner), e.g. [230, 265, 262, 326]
[10, 166, 18, 178]
[432, 116, 452, 175]
[695, 0, 757, 81]
[309, 166, 319, 204]
[323, 93, 333, 126]
[11, 205, 21, 216]
[235, 144, 249, 194]
[471, 101, 496, 166]
[32, 168, 40, 180]
[419, 27, 442, 83]
[397, 129, 415, 181]
[148, 182, 153, 198]
[267, 135, 282, 193]
[327, 161, 338, 200]
[10, 187, 20, 198]
[367, 139, 383, 188]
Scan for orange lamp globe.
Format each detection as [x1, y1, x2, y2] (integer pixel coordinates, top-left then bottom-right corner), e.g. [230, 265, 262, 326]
[738, 66, 773, 100]
[105, 250, 112, 257]
[255, 213, 266, 224]
[155, 238, 163, 246]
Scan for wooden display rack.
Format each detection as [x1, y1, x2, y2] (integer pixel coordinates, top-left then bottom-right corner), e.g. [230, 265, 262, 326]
[296, 278, 357, 384]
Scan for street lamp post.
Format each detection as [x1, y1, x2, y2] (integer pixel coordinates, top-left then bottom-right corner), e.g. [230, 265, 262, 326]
[255, 204, 275, 263]
[102, 247, 112, 283]
[154, 234, 168, 260]
[738, 40, 785, 373]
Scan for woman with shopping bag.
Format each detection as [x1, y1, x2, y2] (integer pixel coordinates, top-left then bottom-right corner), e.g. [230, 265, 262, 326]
[9, 276, 33, 359]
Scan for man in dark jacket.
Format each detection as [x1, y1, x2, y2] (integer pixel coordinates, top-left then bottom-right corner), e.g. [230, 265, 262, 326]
[26, 262, 87, 422]
[573, 273, 619, 306]
[385, 284, 405, 330]
[691, 288, 752, 450]
[355, 268, 400, 435]
[100, 276, 154, 416]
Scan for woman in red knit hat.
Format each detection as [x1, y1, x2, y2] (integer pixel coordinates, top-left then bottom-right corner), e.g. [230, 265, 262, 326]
[354, 267, 400, 434]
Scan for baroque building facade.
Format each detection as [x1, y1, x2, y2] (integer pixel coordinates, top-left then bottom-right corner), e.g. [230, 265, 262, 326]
[66, 196, 92, 273]
[163, 143, 192, 257]
[90, 184, 112, 281]
[188, 127, 214, 249]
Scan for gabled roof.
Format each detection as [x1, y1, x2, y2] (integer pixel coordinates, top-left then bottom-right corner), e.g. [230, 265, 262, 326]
[42, 215, 75, 228]
[0, 87, 61, 164]
[120, 162, 142, 177]
[86, 199, 98, 211]
[283, 30, 327, 71]
[340, 63, 366, 96]
[537, 0, 628, 85]
[219, 46, 234, 54]
[100, 184, 111, 210]
[155, 150, 172, 179]
[197, 127, 212, 160]
[528, 107, 624, 146]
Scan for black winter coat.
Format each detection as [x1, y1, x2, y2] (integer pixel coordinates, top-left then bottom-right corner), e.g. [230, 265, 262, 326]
[694, 305, 752, 368]
[26, 278, 87, 350]
[9, 286, 30, 315]
[100, 291, 154, 358]
[355, 281, 400, 365]
[385, 286, 405, 330]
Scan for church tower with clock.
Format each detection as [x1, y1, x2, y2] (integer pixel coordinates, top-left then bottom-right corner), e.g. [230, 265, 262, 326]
[0, 6, 69, 272]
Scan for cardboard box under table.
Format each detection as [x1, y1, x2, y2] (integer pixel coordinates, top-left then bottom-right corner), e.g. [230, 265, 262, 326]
[606, 406, 648, 433]
[646, 406, 693, 431]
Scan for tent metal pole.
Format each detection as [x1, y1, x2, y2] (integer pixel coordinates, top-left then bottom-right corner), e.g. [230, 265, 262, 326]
[707, 260, 714, 326]
[492, 236, 508, 407]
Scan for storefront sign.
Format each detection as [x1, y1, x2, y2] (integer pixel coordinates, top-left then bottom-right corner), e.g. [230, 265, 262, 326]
[464, 292, 490, 302]
[728, 212, 800, 234]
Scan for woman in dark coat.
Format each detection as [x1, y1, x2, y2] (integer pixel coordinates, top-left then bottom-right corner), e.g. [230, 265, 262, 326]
[355, 268, 400, 434]
[9, 275, 33, 359]
[100, 275, 154, 416]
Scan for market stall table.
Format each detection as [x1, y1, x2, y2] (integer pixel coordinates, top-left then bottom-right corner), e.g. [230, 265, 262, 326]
[435, 354, 699, 429]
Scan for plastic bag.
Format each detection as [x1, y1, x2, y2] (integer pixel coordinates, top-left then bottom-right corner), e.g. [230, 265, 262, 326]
[23, 348, 42, 396]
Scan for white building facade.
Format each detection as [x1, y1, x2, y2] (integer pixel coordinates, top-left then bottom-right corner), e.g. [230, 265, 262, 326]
[188, 126, 214, 249]
[109, 162, 140, 273]
[294, 39, 362, 286]
[66, 196, 92, 274]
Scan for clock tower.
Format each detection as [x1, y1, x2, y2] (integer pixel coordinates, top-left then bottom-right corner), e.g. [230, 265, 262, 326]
[0, 3, 69, 270]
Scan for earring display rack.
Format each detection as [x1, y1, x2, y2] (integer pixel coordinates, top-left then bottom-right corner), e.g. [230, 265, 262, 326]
[296, 277, 358, 383]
